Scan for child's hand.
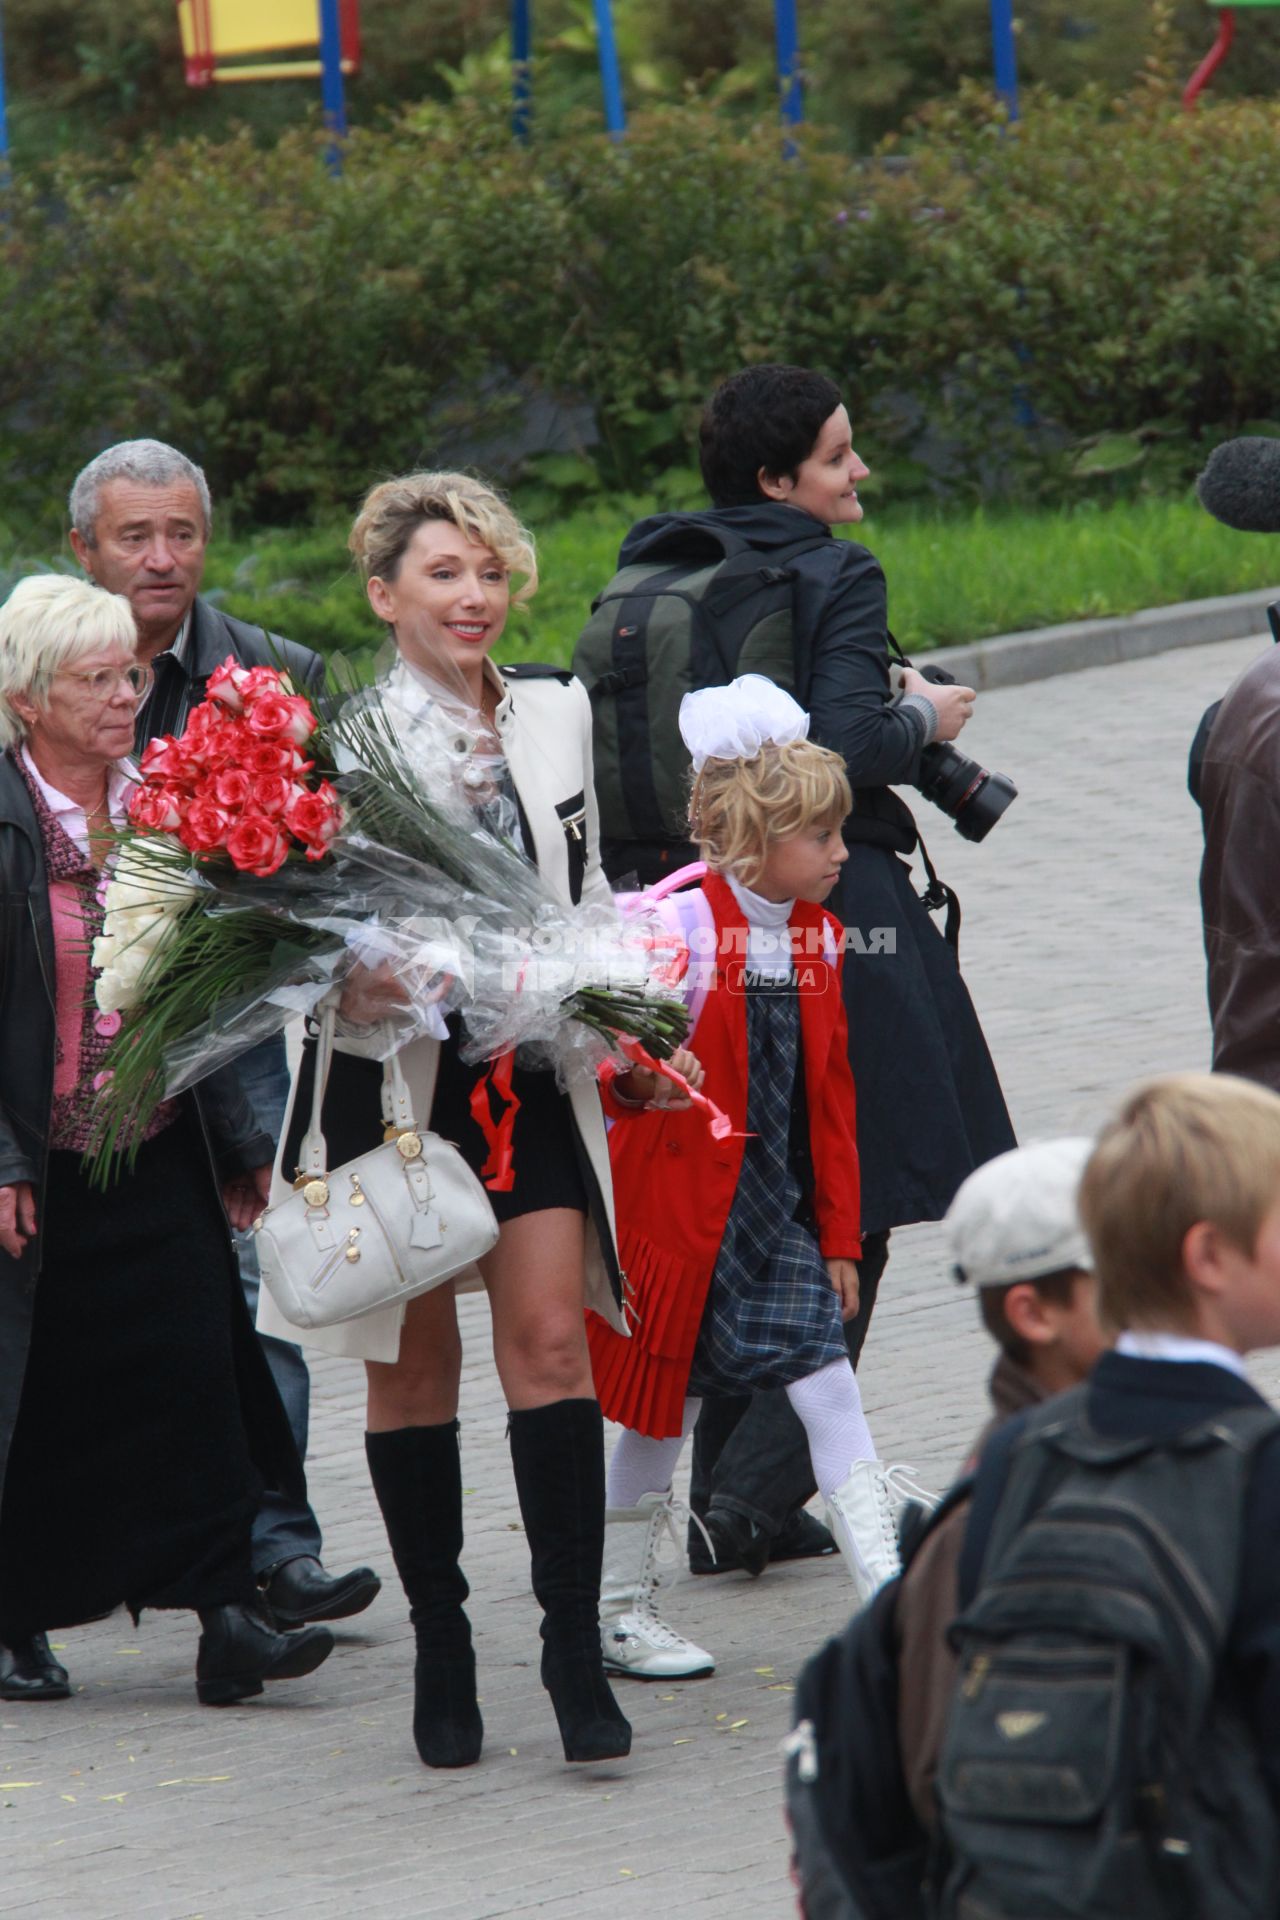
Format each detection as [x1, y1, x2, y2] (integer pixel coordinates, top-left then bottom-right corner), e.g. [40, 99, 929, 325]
[651, 1048, 705, 1109]
[612, 1048, 705, 1110]
[826, 1258, 860, 1321]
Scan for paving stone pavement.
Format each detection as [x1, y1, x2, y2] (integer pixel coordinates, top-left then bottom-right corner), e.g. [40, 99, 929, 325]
[6, 630, 1279, 1919]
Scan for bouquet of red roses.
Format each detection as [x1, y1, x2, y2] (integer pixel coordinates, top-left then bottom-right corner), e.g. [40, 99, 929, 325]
[87, 653, 691, 1182]
[130, 659, 342, 876]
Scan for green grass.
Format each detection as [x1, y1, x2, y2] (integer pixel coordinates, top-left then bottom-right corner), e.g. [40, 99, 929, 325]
[14, 491, 1280, 665]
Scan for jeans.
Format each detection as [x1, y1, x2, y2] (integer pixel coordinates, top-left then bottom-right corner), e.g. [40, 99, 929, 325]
[688, 1231, 891, 1533]
[234, 1036, 323, 1576]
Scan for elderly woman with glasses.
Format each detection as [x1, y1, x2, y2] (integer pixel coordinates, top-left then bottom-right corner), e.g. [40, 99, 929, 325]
[0, 574, 334, 1708]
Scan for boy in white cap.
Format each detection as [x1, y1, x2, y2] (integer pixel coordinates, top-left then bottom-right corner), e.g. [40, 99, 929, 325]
[947, 1136, 1108, 1464]
[895, 1137, 1108, 1827]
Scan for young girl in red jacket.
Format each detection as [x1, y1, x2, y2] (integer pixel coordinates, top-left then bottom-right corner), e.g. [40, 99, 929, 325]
[587, 677, 904, 1682]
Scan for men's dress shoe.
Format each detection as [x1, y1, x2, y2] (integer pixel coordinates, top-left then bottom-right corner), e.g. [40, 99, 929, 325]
[196, 1603, 334, 1707]
[689, 1506, 837, 1577]
[260, 1556, 381, 1628]
[0, 1632, 71, 1701]
[695, 1508, 773, 1578]
[768, 1508, 838, 1565]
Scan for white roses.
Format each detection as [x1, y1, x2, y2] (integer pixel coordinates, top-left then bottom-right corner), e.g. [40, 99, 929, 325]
[93, 841, 202, 1016]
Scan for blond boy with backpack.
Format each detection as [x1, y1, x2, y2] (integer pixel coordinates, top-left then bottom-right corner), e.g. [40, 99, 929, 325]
[788, 1078, 1280, 1919]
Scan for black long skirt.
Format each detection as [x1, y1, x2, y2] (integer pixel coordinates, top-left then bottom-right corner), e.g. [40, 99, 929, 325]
[0, 1120, 265, 1636]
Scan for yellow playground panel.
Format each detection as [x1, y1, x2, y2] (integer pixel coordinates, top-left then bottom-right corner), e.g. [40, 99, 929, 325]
[177, 0, 360, 85]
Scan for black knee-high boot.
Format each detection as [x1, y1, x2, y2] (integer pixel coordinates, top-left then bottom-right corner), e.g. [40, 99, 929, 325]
[364, 1422, 483, 1769]
[507, 1397, 632, 1764]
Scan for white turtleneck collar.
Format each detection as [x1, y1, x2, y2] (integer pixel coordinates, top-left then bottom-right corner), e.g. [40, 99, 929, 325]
[725, 872, 795, 979]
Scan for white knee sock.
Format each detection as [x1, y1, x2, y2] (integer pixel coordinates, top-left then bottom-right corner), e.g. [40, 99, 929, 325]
[606, 1398, 702, 1509]
[785, 1361, 876, 1500]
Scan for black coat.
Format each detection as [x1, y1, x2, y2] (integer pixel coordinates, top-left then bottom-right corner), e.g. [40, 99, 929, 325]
[618, 504, 1015, 1230]
[0, 748, 294, 1512]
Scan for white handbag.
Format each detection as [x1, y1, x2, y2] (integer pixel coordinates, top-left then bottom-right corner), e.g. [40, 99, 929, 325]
[255, 1007, 500, 1330]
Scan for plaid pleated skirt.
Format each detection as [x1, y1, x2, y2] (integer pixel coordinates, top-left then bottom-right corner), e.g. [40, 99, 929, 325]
[686, 982, 847, 1397]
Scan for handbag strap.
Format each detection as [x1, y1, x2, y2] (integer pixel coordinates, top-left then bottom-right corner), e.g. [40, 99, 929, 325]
[299, 1004, 419, 1177]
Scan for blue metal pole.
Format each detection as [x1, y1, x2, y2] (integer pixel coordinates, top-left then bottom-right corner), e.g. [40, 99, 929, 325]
[593, 0, 625, 141]
[512, 0, 532, 144]
[989, 0, 1019, 120]
[0, 0, 10, 163]
[775, 0, 802, 129]
[318, 0, 347, 173]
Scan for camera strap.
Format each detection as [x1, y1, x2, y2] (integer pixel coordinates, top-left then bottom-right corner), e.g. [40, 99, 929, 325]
[886, 630, 963, 949]
[915, 829, 961, 952]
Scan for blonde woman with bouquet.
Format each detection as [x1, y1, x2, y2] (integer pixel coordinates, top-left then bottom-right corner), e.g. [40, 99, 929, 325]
[265, 473, 656, 1769]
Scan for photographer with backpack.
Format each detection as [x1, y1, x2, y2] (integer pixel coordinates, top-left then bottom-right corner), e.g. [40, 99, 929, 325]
[575, 365, 1015, 1573]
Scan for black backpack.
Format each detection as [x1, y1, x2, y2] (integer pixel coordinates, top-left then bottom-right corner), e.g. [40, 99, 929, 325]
[572, 521, 831, 853]
[935, 1387, 1280, 1920]
[784, 1492, 971, 1920]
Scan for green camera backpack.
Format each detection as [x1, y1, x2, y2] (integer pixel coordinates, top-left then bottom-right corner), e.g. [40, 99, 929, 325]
[573, 522, 830, 849]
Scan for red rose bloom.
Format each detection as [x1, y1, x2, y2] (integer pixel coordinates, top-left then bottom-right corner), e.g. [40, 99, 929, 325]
[214, 769, 253, 810]
[183, 704, 242, 773]
[178, 797, 230, 853]
[206, 658, 248, 713]
[129, 785, 185, 832]
[278, 695, 318, 748]
[285, 781, 343, 859]
[246, 740, 295, 777]
[139, 735, 192, 787]
[239, 666, 288, 702]
[251, 774, 292, 818]
[226, 815, 289, 877]
[244, 695, 293, 741]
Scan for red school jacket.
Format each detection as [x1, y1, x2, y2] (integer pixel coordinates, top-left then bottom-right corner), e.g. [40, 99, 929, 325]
[587, 870, 862, 1440]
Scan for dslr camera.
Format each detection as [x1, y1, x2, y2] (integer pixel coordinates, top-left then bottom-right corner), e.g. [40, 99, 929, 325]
[891, 662, 1016, 843]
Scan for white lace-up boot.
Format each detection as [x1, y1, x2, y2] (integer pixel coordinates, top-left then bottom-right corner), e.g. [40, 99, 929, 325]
[599, 1493, 715, 1680]
[825, 1460, 902, 1607]
[883, 1463, 942, 1514]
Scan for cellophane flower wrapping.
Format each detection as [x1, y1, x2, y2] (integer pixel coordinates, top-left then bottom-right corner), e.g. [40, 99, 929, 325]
[88, 642, 689, 1173]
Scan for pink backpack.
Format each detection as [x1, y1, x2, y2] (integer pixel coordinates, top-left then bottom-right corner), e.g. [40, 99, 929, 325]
[617, 862, 716, 1036]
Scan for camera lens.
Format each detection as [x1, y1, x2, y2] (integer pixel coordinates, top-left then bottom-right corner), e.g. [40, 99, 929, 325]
[952, 769, 1017, 843]
[916, 745, 1017, 842]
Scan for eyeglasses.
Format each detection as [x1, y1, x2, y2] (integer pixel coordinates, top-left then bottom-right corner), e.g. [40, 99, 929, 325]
[57, 664, 154, 703]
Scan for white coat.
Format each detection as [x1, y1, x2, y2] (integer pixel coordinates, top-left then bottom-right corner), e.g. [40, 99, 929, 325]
[257, 656, 625, 1361]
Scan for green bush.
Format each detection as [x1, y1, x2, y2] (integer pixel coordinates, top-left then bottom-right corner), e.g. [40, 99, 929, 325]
[859, 72, 1280, 496]
[6, 76, 1280, 525]
[12, 110, 571, 523]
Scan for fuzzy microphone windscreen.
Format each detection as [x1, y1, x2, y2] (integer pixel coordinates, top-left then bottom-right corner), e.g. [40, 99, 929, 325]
[1196, 437, 1280, 534]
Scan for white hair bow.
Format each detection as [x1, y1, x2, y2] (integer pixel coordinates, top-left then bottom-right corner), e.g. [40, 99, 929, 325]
[678, 674, 810, 773]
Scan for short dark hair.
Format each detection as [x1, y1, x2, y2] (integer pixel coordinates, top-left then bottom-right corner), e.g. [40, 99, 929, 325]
[978, 1268, 1085, 1367]
[699, 365, 843, 508]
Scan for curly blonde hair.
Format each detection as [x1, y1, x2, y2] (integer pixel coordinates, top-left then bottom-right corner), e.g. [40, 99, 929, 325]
[348, 471, 538, 604]
[689, 737, 851, 887]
